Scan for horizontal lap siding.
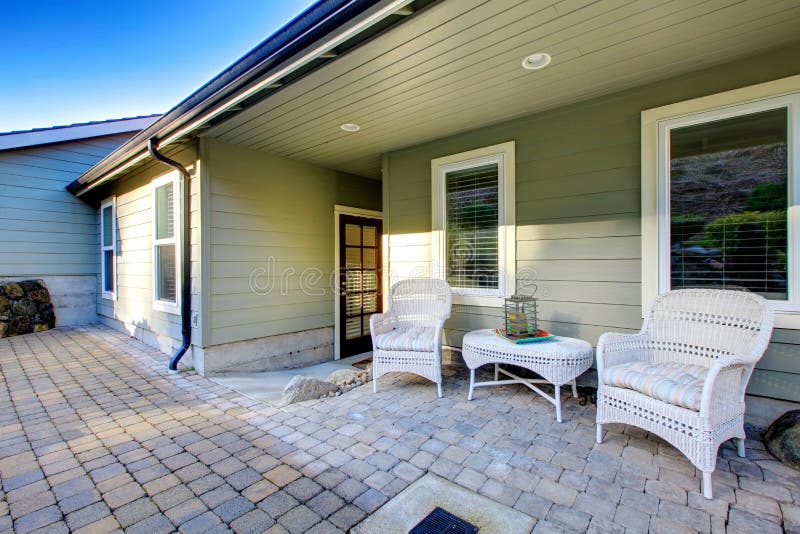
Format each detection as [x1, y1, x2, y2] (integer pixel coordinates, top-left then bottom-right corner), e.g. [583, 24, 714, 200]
[386, 51, 800, 401]
[206, 139, 380, 347]
[99, 145, 201, 347]
[0, 133, 134, 276]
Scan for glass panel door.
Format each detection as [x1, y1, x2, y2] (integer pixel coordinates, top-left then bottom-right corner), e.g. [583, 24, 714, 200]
[339, 214, 382, 357]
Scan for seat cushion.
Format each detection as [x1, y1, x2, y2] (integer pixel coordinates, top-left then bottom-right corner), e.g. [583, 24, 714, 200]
[374, 327, 436, 352]
[602, 361, 709, 411]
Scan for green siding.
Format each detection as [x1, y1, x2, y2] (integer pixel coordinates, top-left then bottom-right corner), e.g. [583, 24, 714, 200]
[385, 45, 800, 401]
[205, 138, 381, 346]
[97, 144, 202, 352]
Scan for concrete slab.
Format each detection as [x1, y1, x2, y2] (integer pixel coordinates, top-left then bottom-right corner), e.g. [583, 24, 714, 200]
[209, 353, 370, 404]
[352, 473, 536, 534]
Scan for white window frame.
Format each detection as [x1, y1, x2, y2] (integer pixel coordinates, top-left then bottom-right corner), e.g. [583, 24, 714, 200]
[100, 196, 116, 301]
[642, 75, 800, 329]
[152, 172, 181, 314]
[431, 141, 515, 307]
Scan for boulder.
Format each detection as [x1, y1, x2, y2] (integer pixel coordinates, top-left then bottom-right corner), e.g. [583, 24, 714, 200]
[327, 369, 362, 385]
[19, 280, 43, 293]
[1, 283, 24, 299]
[12, 299, 36, 317]
[8, 316, 30, 336]
[764, 410, 800, 470]
[38, 307, 55, 327]
[282, 375, 339, 404]
[0, 322, 6, 338]
[28, 289, 51, 304]
[0, 294, 9, 314]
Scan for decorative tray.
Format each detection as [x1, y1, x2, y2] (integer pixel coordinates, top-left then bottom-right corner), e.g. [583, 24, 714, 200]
[494, 328, 555, 344]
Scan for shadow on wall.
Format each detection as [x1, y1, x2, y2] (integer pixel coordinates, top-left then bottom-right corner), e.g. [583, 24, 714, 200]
[106, 314, 179, 359]
[547, 311, 582, 339]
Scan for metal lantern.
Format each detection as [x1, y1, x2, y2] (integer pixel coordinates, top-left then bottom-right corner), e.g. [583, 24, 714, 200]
[504, 293, 538, 337]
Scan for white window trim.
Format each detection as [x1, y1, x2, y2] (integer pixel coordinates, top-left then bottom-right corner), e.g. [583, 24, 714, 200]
[431, 141, 515, 307]
[642, 74, 800, 329]
[100, 196, 116, 301]
[152, 172, 181, 314]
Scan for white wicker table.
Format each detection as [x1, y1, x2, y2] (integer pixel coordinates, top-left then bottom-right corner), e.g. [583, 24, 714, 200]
[461, 329, 593, 422]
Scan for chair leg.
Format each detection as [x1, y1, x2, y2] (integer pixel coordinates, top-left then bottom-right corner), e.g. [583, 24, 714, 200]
[555, 385, 562, 423]
[571, 380, 578, 398]
[702, 471, 713, 499]
[373, 376, 377, 393]
[468, 369, 475, 401]
[436, 381, 443, 399]
[737, 437, 746, 458]
[596, 424, 603, 444]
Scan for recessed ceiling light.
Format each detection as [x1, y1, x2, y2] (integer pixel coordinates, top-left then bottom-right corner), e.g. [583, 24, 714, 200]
[341, 123, 361, 132]
[521, 53, 551, 70]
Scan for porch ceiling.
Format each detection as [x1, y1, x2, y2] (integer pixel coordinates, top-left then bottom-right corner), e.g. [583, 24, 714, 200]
[205, 0, 800, 178]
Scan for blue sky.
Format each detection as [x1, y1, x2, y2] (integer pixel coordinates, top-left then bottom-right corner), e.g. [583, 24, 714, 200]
[0, 0, 314, 132]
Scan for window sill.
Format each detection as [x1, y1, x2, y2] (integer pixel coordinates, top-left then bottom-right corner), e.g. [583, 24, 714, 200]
[101, 292, 116, 301]
[153, 300, 181, 315]
[775, 311, 800, 330]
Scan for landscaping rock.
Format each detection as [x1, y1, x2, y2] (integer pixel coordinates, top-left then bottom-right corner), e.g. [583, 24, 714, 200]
[29, 289, 51, 303]
[19, 280, 43, 292]
[0, 280, 55, 338]
[1, 282, 24, 299]
[327, 369, 361, 385]
[764, 410, 800, 470]
[8, 316, 31, 335]
[282, 376, 339, 404]
[12, 299, 36, 316]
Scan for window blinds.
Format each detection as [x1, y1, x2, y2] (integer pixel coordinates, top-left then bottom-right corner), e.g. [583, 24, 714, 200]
[445, 163, 500, 289]
[154, 182, 177, 303]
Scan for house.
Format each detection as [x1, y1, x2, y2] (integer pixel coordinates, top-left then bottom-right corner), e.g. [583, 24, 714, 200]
[0, 116, 158, 326]
[63, 0, 799, 400]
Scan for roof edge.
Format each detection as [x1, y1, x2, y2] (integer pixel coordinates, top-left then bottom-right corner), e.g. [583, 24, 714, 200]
[0, 115, 160, 151]
[68, 0, 409, 197]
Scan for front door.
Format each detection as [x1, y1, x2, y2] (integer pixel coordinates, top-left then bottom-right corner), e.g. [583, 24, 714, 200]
[339, 214, 382, 357]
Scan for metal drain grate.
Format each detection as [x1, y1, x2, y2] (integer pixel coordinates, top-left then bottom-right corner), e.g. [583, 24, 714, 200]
[409, 507, 479, 534]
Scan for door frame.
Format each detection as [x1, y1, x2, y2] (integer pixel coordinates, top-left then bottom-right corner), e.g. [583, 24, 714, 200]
[333, 205, 383, 360]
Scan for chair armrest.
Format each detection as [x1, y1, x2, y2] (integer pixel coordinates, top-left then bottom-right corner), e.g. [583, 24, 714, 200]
[433, 318, 446, 348]
[699, 355, 752, 417]
[370, 312, 397, 337]
[596, 331, 650, 378]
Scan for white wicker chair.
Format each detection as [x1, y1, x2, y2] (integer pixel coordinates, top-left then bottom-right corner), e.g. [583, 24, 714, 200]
[596, 289, 773, 499]
[370, 278, 452, 397]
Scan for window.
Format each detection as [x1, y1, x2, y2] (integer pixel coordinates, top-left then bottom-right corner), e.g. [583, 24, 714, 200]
[432, 142, 515, 305]
[642, 76, 800, 327]
[152, 173, 180, 313]
[100, 197, 116, 300]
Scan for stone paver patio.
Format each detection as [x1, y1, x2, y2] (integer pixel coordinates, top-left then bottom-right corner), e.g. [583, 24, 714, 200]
[0, 325, 798, 533]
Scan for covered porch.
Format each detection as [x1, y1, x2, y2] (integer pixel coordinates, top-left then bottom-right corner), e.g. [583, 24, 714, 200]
[190, 0, 800, 401]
